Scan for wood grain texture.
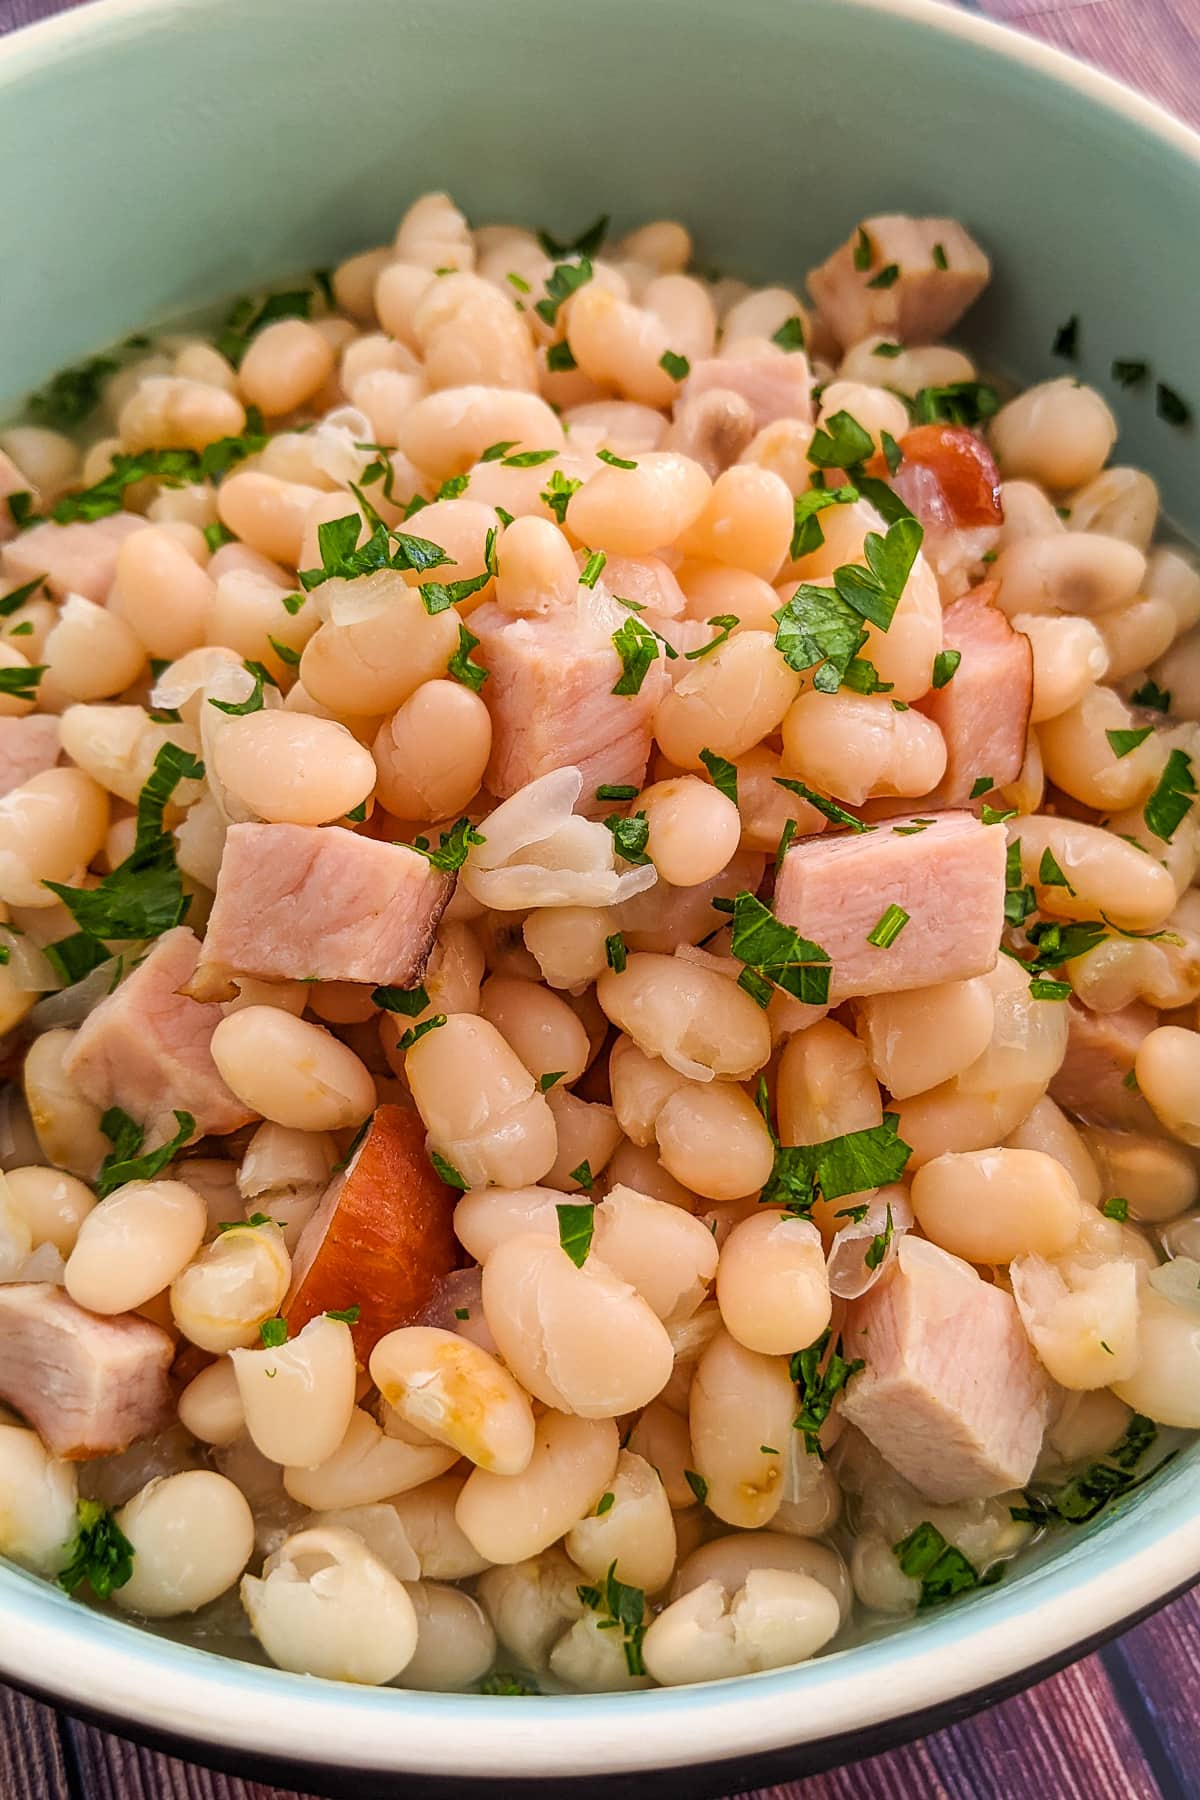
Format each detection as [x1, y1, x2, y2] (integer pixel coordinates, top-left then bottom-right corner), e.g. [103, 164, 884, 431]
[0, 0, 1196, 1796]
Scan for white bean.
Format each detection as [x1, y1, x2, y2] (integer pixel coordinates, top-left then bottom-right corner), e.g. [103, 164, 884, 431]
[114, 1471, 254, 1617]
[241, 1525, 418, 1683]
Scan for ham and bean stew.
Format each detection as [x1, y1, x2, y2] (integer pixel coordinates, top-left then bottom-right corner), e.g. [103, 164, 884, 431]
[0, 194, 1197, 1692]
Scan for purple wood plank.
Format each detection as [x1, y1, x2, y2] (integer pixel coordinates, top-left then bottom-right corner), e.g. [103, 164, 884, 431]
[67, 1717, 323, 1800]
[979, 0, 1200, 127]
[0, 1689, 71, 1800]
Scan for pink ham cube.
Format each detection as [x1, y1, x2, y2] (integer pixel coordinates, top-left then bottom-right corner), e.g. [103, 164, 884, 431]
[0, 1283, 175, 1459]
[1, 512, 146, 602]
[0, 714, 60, 799]
[772, 810, 1006, 1002]
[1049, 999, 1160, 1131]
[808, 216, 990, 349]
[63, 926, 254, 1141]
[918, 589, 1033, 805]
[201, 822, 453, 986]
[841, 1236, 1049, 1502]
[471, 600, 669, 803]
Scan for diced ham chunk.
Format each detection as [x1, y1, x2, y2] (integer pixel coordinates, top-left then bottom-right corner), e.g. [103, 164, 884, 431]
[63, 926, 254, 1140]
[678, 352, 814, 430]
[472, 599, 669, 802]
[283, 1105, 457, 1358]
[841, 1236, 1049, 1502]
[772, 810, 1005, 1002]
[0, 1283, 174, 1459]
[1049, 1000, 1160, 1130]
[808, 216, 990, 349]
[1, 512, 146, 602]
[0, 714, 60, 798]
[202, 823, 452, 986]
[917, 590, 1032, 805]
[0, 451, 34, 546]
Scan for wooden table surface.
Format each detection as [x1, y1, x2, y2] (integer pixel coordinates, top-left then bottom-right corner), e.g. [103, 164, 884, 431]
[1, 0, 1199, 1794]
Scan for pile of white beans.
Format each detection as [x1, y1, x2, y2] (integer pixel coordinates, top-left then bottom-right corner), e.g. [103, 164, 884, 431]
[0, 191, 1199, 1695]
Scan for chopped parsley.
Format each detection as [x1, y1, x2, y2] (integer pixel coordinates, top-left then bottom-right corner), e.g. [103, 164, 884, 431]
[556, 1201, 595, 1267]
[28, 354, 119, 430]
[1037, 847, 1076, 893]
[44, 742, 203, 985]
[408, 817, 486, 872]
[932, 243, 949, 271]
[683, 614, 740, 660]
[773, 776, 871, 833]
[568, 1161, 595, 1193]
[596, 448, 638, 469]
[853, 228, 873, 272]
[1143, 748, 1196, 843]
[540, 469, 582, 523]
[1106, 726, 1153, 759]
[611, 616, 661, 696]
[430, 1150, 469, 1190]
[730, 891, 831, 1007]
[96, 1108, 195, 1200]
[0, 664, 45, 703]
[0, 576, 46, 617]
[1112, 359, 1148, 388]
[1052, 315, 1079, 360]
[58, 1500, 135, 1600]
[579, 549, 607, 589]
[867, 904, 909, 949]
[1011, 1414, 1166, 1527]
[326, 1305, 361, 1326]
[762, 1113, 912, 1216]
[1101, 1197, 1130, 1222]
[595, 783, 638, 802]
[576, 1561, 648, 1676]
[480, 1672, 540, 1696]
[207, 658, 278, 715]
[399, 1014, 446, 1052]
[684, 1469, 709, 1505]
[698, 748, 738, 806]
[658, 350, 690, 382]
[259, 1316, 289, 1348]
[894, 1520, 1003, 1608]
[447, 623, 488, 693]
[866, 264, 900, 290]
[1029, 978, 1071, 1001]
[603, 812, 651, 866]
[203, 521, 236, 553]
[791, 1328, 865, 1457]
[873, 341, 904, 359]
[788, 483, 859, 560]
[534, 258, 594, 326]
[808, 410, 874, 472]
[1157, 383, 1192, 429]
[595, 1491, 615, 1516]
[774, 515, 923, 693]
[970, 775, 995, 800]
[298, 507, 451, 591]
[215, 281, 325, 367]
[1004, 838, 1036, 929]
[372, 983, 430, 1015]
[501, 447, 559, 468]
[1130, 678, 1171, 713]
[538, 1071, 566, 1093]
[545, 341, 578, 372]
[863, 1202, 895, 1271]
[910, 382, 1000, 428]
[931, 649, 961, 689]
[981, 806, 1015, 829]
[605, 932, 628, 973]
[266, 635, 301, 670]
[771, 316, 806, 352]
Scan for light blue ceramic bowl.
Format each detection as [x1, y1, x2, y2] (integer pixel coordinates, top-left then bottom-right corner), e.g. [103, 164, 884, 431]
[1, 0, 1198, 1790]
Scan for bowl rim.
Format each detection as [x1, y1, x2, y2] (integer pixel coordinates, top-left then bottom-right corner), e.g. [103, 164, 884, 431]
[3, 0, 1200, 1779]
